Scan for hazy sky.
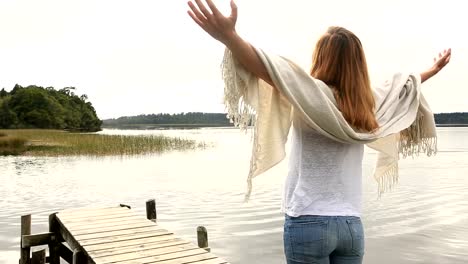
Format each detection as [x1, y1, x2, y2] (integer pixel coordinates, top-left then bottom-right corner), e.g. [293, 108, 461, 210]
[0, 0, 466, 119]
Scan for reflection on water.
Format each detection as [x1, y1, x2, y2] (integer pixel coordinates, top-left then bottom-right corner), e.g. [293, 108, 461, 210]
[0, 127, 467, 264]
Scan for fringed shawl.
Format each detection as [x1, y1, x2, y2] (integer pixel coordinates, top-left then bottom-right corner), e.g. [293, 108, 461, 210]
[221, 48, 437, 201]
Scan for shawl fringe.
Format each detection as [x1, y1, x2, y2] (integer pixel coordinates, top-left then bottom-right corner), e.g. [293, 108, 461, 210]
[399, 112, 437, 158]
[221, 49, 256, 130]
[222, 49, 258, 201]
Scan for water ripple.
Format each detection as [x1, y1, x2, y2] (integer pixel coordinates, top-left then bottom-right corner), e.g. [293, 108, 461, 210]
[1, 127, 467, 264]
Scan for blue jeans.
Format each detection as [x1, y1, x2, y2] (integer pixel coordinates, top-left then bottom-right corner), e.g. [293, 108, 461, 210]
[284, 215, 365, 264]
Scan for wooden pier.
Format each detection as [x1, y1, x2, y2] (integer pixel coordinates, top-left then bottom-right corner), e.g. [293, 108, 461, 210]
[20, 199, 229, 264]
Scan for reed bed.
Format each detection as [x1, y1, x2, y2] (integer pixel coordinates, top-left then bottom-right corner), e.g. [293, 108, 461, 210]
[0, 133, 28, 155]
[0, 129, 202, 156]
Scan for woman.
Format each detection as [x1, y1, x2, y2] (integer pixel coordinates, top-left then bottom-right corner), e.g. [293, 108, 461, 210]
[187, 1, 451, 263]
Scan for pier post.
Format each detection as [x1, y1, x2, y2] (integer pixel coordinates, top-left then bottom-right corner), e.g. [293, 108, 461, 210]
[48, 213, 60, 264]
[146, 199, 157, 222]
[20, 214, 31, 264]
[197, 226, 210, 252]
[73, 250, 87, 264]
[31, 249, 46, 264]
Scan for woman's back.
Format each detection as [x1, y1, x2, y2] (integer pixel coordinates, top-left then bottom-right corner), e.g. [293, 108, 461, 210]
[284, 112, 364, 217]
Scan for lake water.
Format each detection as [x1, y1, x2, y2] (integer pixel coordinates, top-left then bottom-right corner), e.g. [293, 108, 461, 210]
[1, 127, 467, 264]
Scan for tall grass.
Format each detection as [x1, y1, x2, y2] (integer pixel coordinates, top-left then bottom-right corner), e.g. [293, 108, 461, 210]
[0, 129, 202, 156]
[0, 134, 28, 155]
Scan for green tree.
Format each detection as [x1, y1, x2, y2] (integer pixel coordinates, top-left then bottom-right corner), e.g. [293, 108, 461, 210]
[10, 86, 65, 128]
[5, 85, 101, 131]
[0, 88, 7, 98]
[0, 97, 18, 128]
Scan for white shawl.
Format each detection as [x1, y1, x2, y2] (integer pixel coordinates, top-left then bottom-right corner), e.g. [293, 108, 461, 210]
[221, 48, 437, 200]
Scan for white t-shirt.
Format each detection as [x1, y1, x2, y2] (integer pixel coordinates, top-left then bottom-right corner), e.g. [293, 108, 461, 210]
[283, 113, 364, 217]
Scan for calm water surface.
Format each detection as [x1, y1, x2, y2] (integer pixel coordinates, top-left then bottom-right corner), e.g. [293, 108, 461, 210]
[0, 127, 467, 263]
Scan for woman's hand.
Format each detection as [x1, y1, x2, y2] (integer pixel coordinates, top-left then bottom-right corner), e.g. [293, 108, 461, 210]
[187, 0, 274, 86]
[187, 0, 238, 45]
[431, 48, 452, 73]
[421, 48, 452, 83]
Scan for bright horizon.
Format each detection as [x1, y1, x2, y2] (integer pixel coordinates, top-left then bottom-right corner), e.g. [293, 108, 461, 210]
[1, 0, 466, 119]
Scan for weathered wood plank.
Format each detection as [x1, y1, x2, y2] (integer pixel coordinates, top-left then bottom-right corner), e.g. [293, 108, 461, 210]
[147, 253, 219, 264]
[22, 232, 54, 248]
[91, 243, 200, 263]
[85, 235, 181, 252]
[189, 258, 228, 264]
[101, 248, 209, 264]
[58, 210, 133, 221]
[54, 215, 97, 263]
[73, 250, 88, 264]
[148, 254, 223, 264]
[31, 249, 46, 264]
[80, 230, 173, 246]
[88, 239, 190, 258]
[70, 221, 160, 236]
[139, 252, 222, 264]
[64, 216, 143, 230]
[59, 206, 128, 217]
[54, 214, 85, 251]
[58, 211, 134, 221]
[58, 206, 128, 215]
[57, 211, 137, 224]
[75, 226, 167, 241]
[20, 215, 31, 264]
[49, 213, 61, 264]
[58, 206, 119, 216]
[58, 242, 74, 263]
[58, 207, 130, 217]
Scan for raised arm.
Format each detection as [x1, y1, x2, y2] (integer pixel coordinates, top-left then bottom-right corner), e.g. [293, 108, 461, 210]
[420, 48, 451, 83]
[187, 0, 273, 86]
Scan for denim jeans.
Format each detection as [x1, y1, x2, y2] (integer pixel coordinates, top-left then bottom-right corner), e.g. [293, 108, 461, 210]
[284, 215, 365, 264]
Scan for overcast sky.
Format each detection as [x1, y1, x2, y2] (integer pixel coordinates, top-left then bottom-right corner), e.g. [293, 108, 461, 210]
[0, 0, 466, 119]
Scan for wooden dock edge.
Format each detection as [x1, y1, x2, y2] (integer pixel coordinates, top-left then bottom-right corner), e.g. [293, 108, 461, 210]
[19, 199, 215, 264]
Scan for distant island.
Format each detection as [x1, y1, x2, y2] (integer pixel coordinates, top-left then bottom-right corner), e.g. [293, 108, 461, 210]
[433, 112, 468, 127]
[102, 112, 233, 129]
[103, 112, 468, 128]
[0, 85, 101, 132]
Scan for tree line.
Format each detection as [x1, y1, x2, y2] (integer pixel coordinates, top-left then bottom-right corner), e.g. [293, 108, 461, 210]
[0, 85, 102, 131]
[103, 112, 232, 126]
[103, 112, 468, 126]
[434, 112, 468, 125]
[1, 83, 464, 131]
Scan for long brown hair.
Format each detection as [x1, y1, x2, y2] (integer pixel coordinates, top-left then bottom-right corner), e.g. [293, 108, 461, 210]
[311, 26, 378, 132]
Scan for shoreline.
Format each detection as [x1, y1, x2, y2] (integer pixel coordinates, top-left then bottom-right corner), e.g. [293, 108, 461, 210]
[435, 124, 468, 127]
[101, 123, 234, 130]
[102, 124, 468, 129]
